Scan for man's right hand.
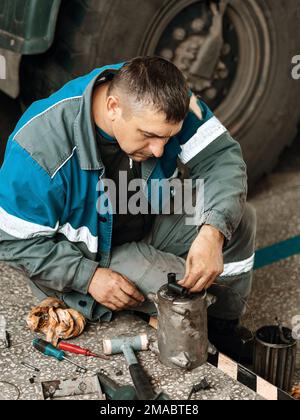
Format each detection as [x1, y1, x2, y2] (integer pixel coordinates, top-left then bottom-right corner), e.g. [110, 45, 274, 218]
[88, 268, 145, 311]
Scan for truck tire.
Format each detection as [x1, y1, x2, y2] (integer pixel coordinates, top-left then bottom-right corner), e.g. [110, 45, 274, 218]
[0, 92, 21, 165]
[20, 0, 300, 185]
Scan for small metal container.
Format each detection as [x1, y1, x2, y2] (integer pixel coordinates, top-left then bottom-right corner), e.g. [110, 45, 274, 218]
[254, 325, 297, 392]
[149, 282, 216, 370]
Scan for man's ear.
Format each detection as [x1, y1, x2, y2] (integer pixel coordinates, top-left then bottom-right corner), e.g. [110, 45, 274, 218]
[189, 94, 203, 120]
[107, 95, 121, 121]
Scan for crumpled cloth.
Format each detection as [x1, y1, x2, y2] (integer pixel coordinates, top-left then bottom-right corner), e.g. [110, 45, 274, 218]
[26, 298, 86, 346]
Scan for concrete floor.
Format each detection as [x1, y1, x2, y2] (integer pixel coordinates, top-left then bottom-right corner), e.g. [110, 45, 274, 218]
[0, 95, 299, 399]
[0, 266, 261, 400]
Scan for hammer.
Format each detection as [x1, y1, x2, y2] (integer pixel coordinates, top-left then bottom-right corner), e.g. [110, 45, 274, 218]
[103, 334, 156, 400]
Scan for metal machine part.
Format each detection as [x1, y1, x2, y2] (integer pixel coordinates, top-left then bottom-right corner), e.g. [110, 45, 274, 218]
[254, 325, 297, 392]
[167, 273, 189, 297]
[41, 376, 105, 400]
[141, 0, 239, 114]
[149, 278, 216, 370]
[188, 378, 212, 400]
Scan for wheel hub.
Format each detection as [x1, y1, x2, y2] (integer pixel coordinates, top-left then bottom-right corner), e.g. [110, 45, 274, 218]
[140, 0, 271, 135]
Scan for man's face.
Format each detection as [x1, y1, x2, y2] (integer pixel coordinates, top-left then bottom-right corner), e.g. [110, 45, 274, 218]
[110, 102, 184, 161]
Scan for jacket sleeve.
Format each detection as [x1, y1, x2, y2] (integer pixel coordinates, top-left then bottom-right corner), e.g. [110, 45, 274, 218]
[177, 98, 247, 241]
[0, 140, 99, 294]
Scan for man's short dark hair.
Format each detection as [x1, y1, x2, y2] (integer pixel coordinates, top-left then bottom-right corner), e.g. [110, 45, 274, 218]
[108, 56, 190, 123]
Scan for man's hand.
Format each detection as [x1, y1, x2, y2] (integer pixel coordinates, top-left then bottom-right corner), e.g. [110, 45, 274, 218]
[88, 268, 145, 311]
[178, 225, 224, 293]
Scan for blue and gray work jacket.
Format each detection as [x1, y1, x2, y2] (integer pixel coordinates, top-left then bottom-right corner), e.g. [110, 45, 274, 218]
[0, 62, 247, 296]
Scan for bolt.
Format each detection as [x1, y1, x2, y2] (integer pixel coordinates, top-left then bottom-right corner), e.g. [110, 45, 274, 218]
[173, 28, 186, 41]
[195, 80, 211, 92]
[160, 49, 174, 61]
[217, 61, 226, 70]
[205, 88, 218, 100]
[219, 68, 229, 79]
[115, 370, 123, 377]
[179, 63, 188, 71]
[222, 43, 231, 56]
[191, 18, 205, 33]
[78, 382, 87, 392]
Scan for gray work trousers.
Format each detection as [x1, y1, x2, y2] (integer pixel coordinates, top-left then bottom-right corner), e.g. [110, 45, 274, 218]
[29, 204, 256, 322]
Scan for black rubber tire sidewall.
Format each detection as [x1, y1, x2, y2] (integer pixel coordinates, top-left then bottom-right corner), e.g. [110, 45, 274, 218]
[20, 0, 300, 185]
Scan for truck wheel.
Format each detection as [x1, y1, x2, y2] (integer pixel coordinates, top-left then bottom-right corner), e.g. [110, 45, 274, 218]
[20, 0, 300, 185]
[0, 92, 21, 165]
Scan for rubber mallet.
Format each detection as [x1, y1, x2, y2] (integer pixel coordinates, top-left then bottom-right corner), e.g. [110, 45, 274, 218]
[103, 334, 156, 400]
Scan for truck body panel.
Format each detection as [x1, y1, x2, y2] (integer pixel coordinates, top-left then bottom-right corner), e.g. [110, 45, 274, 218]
[0, 0, 61, 54]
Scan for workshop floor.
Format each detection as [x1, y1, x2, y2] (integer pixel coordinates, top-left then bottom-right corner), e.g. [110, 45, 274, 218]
[0, 136, 300, 400]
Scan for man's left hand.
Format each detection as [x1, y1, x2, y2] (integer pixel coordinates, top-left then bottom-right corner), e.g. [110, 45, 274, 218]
[178, 225, 225, 293]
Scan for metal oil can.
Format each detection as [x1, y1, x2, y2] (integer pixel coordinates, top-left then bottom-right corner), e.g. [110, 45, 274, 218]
[149, 274, 216, 370]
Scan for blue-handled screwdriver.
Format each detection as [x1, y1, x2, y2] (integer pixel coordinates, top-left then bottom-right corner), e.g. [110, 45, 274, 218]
[32, 338, 87, 373]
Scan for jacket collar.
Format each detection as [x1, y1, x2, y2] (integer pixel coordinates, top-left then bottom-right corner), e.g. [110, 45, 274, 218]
[74, 65, 122, 171]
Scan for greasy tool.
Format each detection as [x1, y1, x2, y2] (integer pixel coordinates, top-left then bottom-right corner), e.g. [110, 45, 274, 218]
[33, 338, 87, 373]
[58, 342, 110, 360]
[103, 335, 155, 400]
[97, 371, 137, 400]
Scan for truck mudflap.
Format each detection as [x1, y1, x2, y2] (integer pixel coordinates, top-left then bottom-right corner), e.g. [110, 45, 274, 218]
[0, 0, 61, 55]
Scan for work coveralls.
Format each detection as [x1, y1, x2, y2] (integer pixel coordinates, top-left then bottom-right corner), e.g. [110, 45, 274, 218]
[0, 63, 256, 321]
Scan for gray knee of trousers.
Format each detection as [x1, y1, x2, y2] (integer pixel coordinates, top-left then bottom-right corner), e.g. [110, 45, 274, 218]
[110, 241, 186, 296]
[109, 242, 187, 315]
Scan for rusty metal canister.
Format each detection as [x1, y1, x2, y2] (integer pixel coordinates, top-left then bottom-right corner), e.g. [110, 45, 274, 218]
[254, 325, 297, 392]
[150, 283, 216, 370]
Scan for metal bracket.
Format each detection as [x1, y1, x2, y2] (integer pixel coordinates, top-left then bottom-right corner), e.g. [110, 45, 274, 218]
[41, 376, 105, 400]
[190, 0, 229, 79]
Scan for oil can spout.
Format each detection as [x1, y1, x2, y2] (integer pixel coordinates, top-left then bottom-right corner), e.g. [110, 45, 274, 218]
[167, 273, 189, 297]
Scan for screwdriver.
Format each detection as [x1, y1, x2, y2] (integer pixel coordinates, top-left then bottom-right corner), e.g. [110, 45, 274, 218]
[33, 339, 87, 373]
[57, 341, 110, 360]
